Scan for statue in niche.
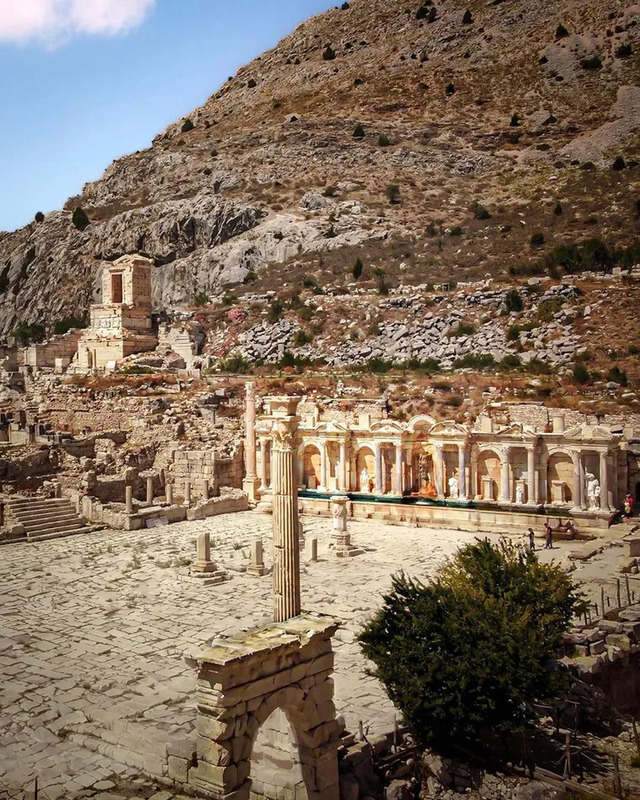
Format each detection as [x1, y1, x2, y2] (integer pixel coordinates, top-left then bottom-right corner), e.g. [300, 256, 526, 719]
[586, 473, 601, 510]
[515, 483, 525, 505]
[360, 468, 370, 493]
[448, 476, 459, 500]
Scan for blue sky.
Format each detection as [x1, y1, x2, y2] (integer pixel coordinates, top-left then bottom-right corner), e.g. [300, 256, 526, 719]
[0, 0, 333, 233]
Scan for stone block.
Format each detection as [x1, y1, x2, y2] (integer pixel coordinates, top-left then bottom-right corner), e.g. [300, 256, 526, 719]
[196, 716, 234, 741]
[309, 678, 334, 705]
[166, 737, 197, 761]
[590, 639, 606, 655]
[606, 633, 631, 652]
[305, 653, 334, 677]
[189, 761, 237, 789]
[198, 736, 232, 766]
[168, 756, 189, 784]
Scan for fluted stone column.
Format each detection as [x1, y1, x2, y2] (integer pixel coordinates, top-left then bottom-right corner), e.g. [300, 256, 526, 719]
[272, 417, 301, 623]
[259, 439, 269, 492]
[527, 447, 536, 504]
[435, 445, 445, 498]
[600, 451, 610, 512]
[394, 443, 404, 496]
[319, 441, 328, 491]
[374, 442, 383, 495]
[146, 476, 154, 506]
[339, 441, 348, 491]
[572, 452, 582, 511]
[243, 382, 261, 502]
[458, 445, 467, 500]
[500, 447, 511, 503]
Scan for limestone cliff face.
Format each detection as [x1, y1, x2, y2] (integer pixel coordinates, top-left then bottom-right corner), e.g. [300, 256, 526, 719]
[0, 0, 638, 337]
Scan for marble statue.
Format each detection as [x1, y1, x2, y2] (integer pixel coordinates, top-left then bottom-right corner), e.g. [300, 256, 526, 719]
[360, 468, 370, 493]
[515, 483, 524, 505]
[586, 473, 600, 510]
[448, 476, 459, 500]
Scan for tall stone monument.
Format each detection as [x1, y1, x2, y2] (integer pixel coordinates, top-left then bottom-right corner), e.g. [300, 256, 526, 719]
[242, 382, 261, 503]
[271, 397, 302, 623]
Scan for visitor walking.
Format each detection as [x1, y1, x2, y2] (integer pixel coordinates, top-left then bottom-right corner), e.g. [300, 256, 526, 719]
[528, 527, 536, 551]
[544, 520, 553, 549]
[625, 494, 634, 518]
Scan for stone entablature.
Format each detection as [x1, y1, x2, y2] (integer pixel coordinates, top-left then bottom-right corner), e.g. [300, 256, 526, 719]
[77, 255, 157, 371]
[254, 399, 628, 516]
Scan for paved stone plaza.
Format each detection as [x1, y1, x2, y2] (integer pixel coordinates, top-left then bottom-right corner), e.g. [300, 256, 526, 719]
[0, 512, 630, 799]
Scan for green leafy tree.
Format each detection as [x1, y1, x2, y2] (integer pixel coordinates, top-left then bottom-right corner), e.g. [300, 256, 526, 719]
[13, 321, 45, 345]
[34, 211, 45, 223]
[353, 258, 364, 280]
[505, 289, 523, 313]
[359, 539, 584, 749]
[181, 118, 195, 132]
[322, 45, 336, 61]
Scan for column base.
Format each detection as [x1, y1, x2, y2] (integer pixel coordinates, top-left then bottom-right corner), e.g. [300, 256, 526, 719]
[246, 565, 266, 577]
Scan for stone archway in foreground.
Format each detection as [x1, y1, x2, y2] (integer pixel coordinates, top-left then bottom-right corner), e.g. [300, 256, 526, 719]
[187, 613, 341, 800]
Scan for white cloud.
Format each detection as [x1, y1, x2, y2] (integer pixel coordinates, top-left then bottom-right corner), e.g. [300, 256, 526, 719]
[0, 0, 156, 44]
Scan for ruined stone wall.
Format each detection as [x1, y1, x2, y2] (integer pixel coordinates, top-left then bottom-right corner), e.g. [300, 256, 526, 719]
[505, 403, 640, 434]
[172, 446, 242, 498]
[24, 330, 83, 368]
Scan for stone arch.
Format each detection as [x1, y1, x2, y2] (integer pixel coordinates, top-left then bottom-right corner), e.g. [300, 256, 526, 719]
[475, 448, 501, 500]
[300, 443, 322, 490]
[547, 450, 575, 504]
[355, 446, 375, 492]
[188, 618, 341, 800]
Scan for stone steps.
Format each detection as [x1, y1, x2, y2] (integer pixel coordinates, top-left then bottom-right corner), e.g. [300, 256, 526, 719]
[6, 497, 93, 542]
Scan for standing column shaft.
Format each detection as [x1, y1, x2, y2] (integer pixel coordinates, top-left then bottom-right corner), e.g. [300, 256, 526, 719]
[244, 383, 257, 479]
[320, 442, 328, 490]
[500, 448, 511, 502]
[435, 446, 445, 497]
[527, 447, 536, 504]
[375, 443, 383, 494]
[339, 442, 347, 491]
[272, 422, 301, 623]
[458, 446, 467, 499]
[579, 454, 587, 510]
[259, 440, 268, 490]
[394, 443, 404, 495]
[600, 451, 610, 512]
[572, 455, 581, 509]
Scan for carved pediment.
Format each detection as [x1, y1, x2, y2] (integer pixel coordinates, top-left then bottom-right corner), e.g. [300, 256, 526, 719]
[370, 420, 405, 434]
[407, 414, 437, 433]
[430, 420, 469, 437]
[314, 420, 349, 434]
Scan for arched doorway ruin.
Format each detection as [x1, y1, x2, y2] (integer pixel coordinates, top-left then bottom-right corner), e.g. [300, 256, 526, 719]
[355, 446, 375, 492]
[187, 615, 341, 800]
[547, 452, 574, 504]
[476, 449, 501, 500]
[301, 444, 322, 490]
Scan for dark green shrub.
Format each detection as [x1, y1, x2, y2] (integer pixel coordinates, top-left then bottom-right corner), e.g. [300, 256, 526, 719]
[292, 329, 312, 347]
[353, 258, 364, 280]
[462, 9, 472, 23]
[323, 45, 336, 61]
[193, 292, 209, 307]
[34, 211, 45, 223]
[181, 118, 195, 132]
[509, 113, 521, 127]
[72, 207, 90, 231]
[450, 321, 476, 338]
[359, 539, 584, 748]
[581, 56, 602, 70]
[13, 321, 45, 345]
[453, 353, 494, 370]
[501, 354, 522, 369]
[0, 265, 10, 294]
[53, 314, 89, 336]
[629, 345, 640, 356]
[612, 156, 626, 171]
[509, 262, 545, 277]
[445, 82, 456, 95]
[378, 134, 390, 147]
[537, 297, 563, 322]
[323, 185, 338, 197]
[607, 366, 628, 387]
[505, 289, 524, 313]
[507, 325, 520, 342]
[247, 78, 257, 88]
[527, 357, 553, 375]
[222, 294, 238, 306]
[616, 43, 632, 58]
[445, 395, 463, 407]
[353, 124, 365, 139]
[386, 184, 401, 204]
[299, 306, 314, 322]
[403, 357, 440, 373]
[555, 23, 568, 38]
[243, 270, 258, 284]
[573, 362, 590, 384]
[530, 232, 545, 247]
[470, 201, 491, 220]
[218, 353, 249, 373]
[448, 225, 462, 236]
[553, 203, 563, 216]
[267, 299, 284, 324]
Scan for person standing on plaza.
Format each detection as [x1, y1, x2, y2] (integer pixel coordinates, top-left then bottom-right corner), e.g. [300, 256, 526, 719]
[544, 519, 553, 549]
[528, 527, 536, 551]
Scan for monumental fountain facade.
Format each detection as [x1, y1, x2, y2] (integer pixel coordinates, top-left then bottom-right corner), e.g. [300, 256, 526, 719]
[252, 396, 637, 534]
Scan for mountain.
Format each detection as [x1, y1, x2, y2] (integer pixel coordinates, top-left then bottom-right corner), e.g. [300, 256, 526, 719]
[0, 0, 638, 341]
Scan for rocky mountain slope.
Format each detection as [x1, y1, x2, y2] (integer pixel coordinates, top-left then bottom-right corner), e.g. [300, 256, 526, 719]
[0, 0, 638, 340]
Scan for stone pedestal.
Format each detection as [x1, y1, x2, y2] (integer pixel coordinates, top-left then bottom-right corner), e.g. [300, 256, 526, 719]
[552, 480, 566, 504]
[247, 537, 266, 577]
[308, 536, 318, 563]
[331, 495, 348, 532]
[333, 530, 364, 558]
[481, 476, 494, 501]
[191, 531, 228, 585]
[185, 614, 341, 800]
[624, 536, 640, 558]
